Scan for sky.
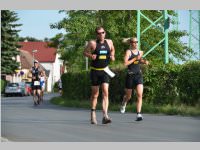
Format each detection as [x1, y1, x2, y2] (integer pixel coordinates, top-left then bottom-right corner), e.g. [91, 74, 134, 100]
[14, 10, 200, 62]
[178, 10, 190, 45]
[178, 10, 189, 31]
[15, 10, 66, 40]
[15, 10, 191, 40]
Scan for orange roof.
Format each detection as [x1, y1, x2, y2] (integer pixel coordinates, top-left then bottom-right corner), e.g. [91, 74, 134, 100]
[19, 42, 57, 63]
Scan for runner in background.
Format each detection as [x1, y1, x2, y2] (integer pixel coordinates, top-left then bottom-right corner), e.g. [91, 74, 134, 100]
[31, 60, 42, 106]
[40, 70, 47, 102]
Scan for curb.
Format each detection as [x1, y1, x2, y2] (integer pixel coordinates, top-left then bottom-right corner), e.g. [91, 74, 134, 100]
[1, 137, 10, 142]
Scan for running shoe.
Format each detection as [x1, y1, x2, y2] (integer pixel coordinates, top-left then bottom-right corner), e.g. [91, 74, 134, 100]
[120, 102, 127, 114]
[102, 117, 112, 124]
[136, 113, 143, 121]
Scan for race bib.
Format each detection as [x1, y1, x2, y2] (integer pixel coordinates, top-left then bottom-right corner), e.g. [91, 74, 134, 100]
[34, 81, 40, 86]
[104, 66, 115, 78]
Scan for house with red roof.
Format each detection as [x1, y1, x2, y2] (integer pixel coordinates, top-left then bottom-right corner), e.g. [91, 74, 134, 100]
[18, 50, 48, 81]
[3, 50, 47, 83]
[19, 41, 64, 92]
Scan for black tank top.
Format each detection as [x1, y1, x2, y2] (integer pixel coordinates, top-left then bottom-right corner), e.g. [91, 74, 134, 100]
[32, 67, 40, 81]
[91, 40, 111, 68]
[127, 50, 141, 74]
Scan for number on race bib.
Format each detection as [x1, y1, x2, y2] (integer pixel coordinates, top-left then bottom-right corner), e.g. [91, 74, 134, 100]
[34, 81, 40, 86]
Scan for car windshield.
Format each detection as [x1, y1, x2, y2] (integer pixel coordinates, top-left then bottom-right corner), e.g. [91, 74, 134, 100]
[8, 83, 19, 87]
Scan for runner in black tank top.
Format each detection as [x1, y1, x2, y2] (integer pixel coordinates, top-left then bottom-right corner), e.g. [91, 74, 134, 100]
[31, 66, 41, 90]
[127, 50, 141, 75]
[119, 37, 149, 122]
[31, 60, 42, 106]
[125, 50, 143, 89]
[83, 26, 115, 125]
[90, 40, 111, 86]
[91, 40, 111, 69]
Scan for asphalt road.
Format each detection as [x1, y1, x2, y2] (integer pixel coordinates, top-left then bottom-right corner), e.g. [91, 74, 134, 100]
[1, 93, 200, 142]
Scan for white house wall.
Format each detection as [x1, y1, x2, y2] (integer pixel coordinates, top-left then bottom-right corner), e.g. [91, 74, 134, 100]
[47, 70, 52, 92]
[40, 54, 63, 92]
[53, 54, 63, 82]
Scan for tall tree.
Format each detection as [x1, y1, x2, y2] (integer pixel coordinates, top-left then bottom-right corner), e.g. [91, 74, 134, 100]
[1, 10, 22, 74]
[50, 10, 194, 71]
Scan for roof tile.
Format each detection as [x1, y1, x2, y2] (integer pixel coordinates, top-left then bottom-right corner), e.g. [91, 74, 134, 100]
[19, 42, 57, 63]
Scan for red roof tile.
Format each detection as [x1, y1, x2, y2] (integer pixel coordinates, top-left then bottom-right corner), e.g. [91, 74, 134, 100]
[19, 42, 57, 63]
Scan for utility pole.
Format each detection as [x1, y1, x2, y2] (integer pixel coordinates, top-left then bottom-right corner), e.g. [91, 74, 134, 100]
[85, 41, 88, 71]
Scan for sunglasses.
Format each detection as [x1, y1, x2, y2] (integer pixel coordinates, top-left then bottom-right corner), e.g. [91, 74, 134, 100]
[97, 31, 105, 35]
[130, 41, 138, 43]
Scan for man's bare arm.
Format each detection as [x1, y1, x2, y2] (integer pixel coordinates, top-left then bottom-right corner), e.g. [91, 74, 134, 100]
[83, 40, 96, 60]
[109, 40, 115, 61]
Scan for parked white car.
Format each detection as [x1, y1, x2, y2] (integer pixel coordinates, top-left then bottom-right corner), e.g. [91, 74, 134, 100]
[5, 82, 26, 97]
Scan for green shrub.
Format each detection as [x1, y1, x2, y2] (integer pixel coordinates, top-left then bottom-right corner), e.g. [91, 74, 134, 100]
[53, 81, 59, 93]
[142, 63, 180, 105]
[61, 71, 91, 100]
[1, 79, 7, 93]
[177, 61, 200, 105]
[61, 61, 200, 106]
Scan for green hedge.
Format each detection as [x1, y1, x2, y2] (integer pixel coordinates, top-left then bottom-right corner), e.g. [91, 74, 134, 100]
[142, 63, 181, 105]
[61, 61, 200, 106]
[62, 71, 91, 100]
[1, 79, 7, 93]
[177, 61, 200, 105]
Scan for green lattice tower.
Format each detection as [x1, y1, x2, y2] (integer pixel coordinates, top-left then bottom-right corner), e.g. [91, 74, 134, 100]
[137, 10, 169, 64]
[189, 10, 200, 60]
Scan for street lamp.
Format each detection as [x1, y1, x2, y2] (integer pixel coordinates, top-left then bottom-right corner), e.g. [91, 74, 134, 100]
[32, 49, 38, 65]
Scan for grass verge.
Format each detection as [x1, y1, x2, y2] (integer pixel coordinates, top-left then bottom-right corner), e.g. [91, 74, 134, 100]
[50, 96, 200, 116]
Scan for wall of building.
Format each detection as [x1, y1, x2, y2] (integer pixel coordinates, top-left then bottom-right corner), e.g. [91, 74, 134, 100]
[53, 54, 63, 82]
[40, 54, 63, 92]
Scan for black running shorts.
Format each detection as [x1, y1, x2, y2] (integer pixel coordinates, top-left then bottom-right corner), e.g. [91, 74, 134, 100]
[125, 73, 143, 89]
[32, 80, 41, 90]
[90, 69, 110, 86]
